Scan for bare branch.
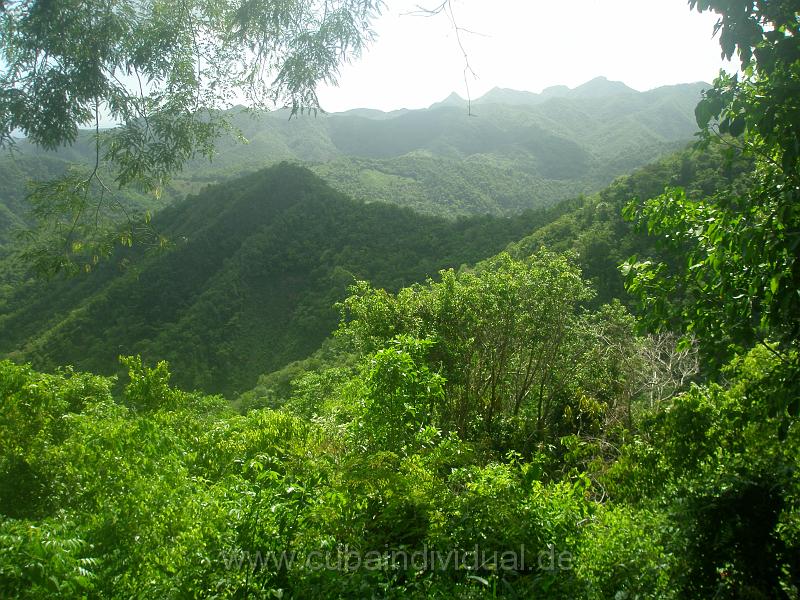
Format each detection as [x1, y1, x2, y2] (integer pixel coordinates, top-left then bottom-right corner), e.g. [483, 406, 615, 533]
[404, 0, 480, 115]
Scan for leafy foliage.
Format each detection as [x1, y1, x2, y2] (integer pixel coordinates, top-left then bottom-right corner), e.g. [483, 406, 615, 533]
[605, 345, 800, 597]
[0, 0, 381, 158]
[337, 251, 647, 453]
[1, 240, 796, 599]
[624, 0, 800, 364]
[0, 354, 684, 599]
[351, 335, 444, 455]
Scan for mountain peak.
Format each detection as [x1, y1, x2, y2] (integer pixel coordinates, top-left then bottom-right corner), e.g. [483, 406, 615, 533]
[570, 76, 636, 99]
[430, 91, 468, 109]
[430, 78, 700, 111]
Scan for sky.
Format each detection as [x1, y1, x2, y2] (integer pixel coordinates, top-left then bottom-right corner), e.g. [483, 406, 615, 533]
[316, 0, 734, 112]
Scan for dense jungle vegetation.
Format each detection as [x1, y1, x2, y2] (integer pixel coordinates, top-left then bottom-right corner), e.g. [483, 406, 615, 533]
[1, 0, 799, 598]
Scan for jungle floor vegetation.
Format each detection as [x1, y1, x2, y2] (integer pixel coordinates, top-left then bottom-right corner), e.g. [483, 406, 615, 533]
[1, 248, 798, 598]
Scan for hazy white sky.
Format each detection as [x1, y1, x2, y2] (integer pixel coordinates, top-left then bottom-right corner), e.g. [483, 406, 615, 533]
[317, 0, 733, 112]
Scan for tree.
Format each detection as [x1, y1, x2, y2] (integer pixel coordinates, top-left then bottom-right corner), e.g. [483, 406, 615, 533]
[351, 335, 444, 455]
[1, 0, 382, 154]
[337, 250, 656, 448]
[1, 0, 382, 271]
[623, 0, 800, 370]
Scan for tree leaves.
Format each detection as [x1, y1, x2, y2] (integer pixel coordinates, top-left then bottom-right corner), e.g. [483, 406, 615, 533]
[625, 2, 800, 363]
[0, 0, 383, 267]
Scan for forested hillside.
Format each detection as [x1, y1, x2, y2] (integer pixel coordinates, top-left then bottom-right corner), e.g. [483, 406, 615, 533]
[505, 142, 754, 306]
[234, 142, 753, 411]
[0, 163, 572, 395]
[0, 143, 752, 399]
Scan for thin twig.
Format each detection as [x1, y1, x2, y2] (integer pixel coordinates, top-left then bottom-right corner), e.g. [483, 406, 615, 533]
[404, 0, 479, 115]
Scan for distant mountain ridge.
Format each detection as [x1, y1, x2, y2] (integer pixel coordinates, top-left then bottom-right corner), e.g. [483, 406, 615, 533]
[0, 76, 709, 251]
[427, 77, 706, 109]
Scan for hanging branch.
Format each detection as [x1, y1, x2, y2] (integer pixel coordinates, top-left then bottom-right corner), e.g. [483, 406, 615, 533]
[405, 0, 480, 115]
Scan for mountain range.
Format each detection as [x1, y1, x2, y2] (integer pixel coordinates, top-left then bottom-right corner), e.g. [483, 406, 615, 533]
[0, 76, 709, 253]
